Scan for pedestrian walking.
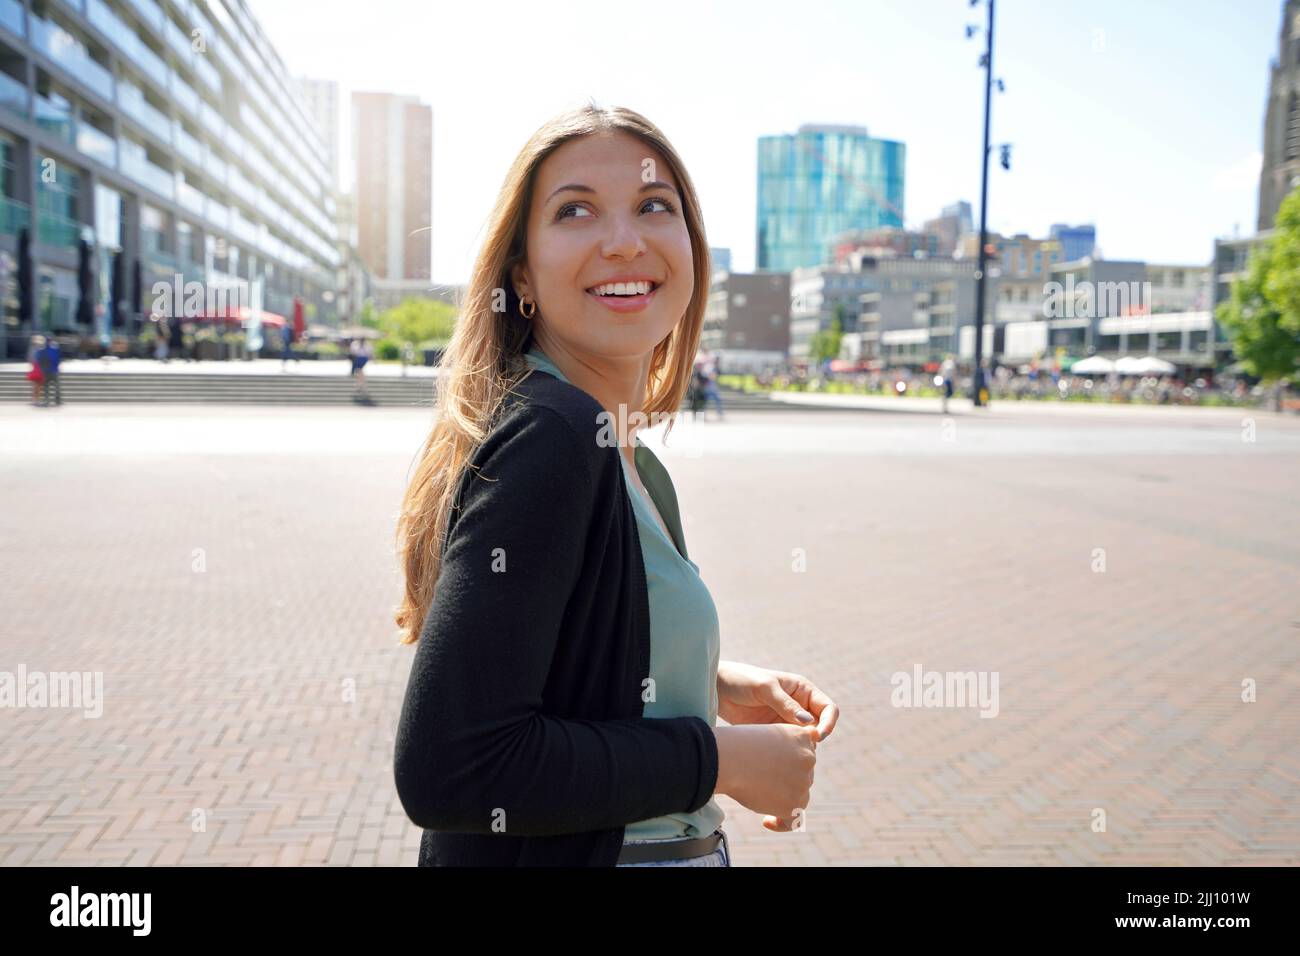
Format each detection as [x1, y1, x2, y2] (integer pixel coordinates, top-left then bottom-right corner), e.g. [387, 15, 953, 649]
[700, 352, 725, 420]
[940, 356, 955, 414]
[392, 104, 837, 868]
[280, 323, 295, 371]
[39, 335, 62, 406]
[350, 338, 371, 402]
[688, 366, 707, 419]
[25, 333, 45, 405]
[169, 312, 185, 362]
[155, 319, 170, 362]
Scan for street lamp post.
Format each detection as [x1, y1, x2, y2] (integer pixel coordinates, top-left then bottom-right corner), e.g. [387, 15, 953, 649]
[972, 0, 995, 407]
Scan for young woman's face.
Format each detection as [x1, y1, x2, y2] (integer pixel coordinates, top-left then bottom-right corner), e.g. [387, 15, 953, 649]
[513, 130, 694, 359]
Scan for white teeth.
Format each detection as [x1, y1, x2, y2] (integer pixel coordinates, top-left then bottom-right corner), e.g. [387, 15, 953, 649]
[591, 281, 653, 296]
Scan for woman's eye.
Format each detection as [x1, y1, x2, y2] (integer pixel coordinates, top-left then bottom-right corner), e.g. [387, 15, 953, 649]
[556, 198, 676, 220]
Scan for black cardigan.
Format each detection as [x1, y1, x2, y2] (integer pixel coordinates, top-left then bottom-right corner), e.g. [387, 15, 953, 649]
[393, 365, 720, 865]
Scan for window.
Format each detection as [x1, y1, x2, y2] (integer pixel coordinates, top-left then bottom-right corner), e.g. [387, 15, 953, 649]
[0, 135, 15, 199]
[94, 183, 122, 250]
[37, 163, 80, 222]
[37, 264, 78, 330]
[178, 220, 202, 267]
[141, 203, 172, 254]
[1288, 92, 1300, 161]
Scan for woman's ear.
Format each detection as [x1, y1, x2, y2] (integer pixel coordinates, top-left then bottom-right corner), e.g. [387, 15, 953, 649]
[509, 261, 529, 301]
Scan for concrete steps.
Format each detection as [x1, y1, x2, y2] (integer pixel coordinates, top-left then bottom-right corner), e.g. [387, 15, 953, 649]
[0, 367, 791, 411]
[0, 368, 436, 406]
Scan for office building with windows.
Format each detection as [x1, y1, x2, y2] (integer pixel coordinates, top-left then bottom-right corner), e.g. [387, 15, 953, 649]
[921, 200, 972, 257]
[707, 245, 731, 279]
[351, 90, 431, 310]
[298, 76, 339, 193]
[1258, 0, 1300, 230]
[756, 123, 904, 273]
[0, 0, 339, 355]
[830, 226, 940, 265]
[702, 269, 788, 372]
[790, 252, 994, 366]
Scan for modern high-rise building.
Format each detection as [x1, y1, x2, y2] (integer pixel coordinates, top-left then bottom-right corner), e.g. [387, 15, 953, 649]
[298, 77, 339, 193]
[922, 200, 973, 256]
[1048, 223, 1096, 263]
[1258, 0, 1300, 229]
[707, 245, 731, 276]
[351, 90, 431, 309]
[0, 0, 340, 356]
[296, 76, 371, 327]
[756, 123, 904, 272]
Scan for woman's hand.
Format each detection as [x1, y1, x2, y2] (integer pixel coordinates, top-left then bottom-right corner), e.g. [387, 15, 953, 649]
[716, 661, 839, 832]
[717, 660, 838, 737]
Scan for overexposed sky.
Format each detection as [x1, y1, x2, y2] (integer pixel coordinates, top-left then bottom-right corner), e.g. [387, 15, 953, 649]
[252, 0, 1278, 285]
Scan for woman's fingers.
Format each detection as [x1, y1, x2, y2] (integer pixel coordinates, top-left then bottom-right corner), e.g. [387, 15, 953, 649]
[802, 682, 839, 740]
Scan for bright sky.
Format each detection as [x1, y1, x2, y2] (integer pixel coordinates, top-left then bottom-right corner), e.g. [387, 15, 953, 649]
[251, 0, 1279, 285]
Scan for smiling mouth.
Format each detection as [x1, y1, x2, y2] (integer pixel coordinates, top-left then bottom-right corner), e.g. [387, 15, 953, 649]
[585, 280, 661, 298]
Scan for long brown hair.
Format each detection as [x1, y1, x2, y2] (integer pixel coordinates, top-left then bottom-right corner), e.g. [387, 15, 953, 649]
[394, 104, 712, 645]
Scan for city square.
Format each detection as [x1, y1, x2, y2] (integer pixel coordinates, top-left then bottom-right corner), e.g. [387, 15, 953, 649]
[2, 398, 1297, 866]
[0, 0, 1296, 893]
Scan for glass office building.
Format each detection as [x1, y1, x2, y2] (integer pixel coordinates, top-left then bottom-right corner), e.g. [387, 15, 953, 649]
[0, 0, 339, 354]
[757, 123, 905, 273]
[1047, 223, 1096, 265]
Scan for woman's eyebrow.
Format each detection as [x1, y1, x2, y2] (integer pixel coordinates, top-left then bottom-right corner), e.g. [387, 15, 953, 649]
[544, 180, 680, 205]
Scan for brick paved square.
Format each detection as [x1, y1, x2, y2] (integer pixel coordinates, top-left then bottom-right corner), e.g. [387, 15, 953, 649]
[2, 402, 1297, 865]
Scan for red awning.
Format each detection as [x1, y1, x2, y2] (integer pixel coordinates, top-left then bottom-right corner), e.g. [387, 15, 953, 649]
[235, 306, 286, 328]
[186, 306, 286, 328]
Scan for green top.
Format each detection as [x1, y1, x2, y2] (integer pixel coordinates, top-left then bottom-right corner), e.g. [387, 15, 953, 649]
[523, 343, 725, 841]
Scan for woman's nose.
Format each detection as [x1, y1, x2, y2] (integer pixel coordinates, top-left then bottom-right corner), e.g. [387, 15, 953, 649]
[600, 216, 646, 259]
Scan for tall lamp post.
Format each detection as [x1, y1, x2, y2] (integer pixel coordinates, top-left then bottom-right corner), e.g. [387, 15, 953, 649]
[967, 0, 1012, 406]
[971, 0, 995, 406]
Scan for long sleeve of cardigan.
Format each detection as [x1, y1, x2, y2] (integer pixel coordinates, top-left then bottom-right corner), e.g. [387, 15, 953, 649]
[393, 405, 719, 837]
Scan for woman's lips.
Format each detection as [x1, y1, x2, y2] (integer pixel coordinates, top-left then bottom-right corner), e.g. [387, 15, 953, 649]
[585, 284, 659, 313]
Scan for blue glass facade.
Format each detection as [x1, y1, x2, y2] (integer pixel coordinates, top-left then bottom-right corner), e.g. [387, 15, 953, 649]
[757, 125, 905, 272]
[1048, 223, 1096, 264]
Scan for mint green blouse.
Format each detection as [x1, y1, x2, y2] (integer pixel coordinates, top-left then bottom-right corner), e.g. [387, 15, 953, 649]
[522, 344, 726, 840]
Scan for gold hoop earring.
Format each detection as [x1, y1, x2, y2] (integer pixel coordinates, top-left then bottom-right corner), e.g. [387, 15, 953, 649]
[519, 297, 536, 319]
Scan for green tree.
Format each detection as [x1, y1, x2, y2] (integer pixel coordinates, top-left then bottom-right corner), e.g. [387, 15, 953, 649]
[808, 305, 845, 366]
[377, 297, 458, 349]
[1218, 187, 1300, 412]
[358, 300, 378, 330]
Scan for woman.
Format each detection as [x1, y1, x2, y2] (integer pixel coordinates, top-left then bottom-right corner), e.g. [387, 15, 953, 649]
[392, 104, 837, 867]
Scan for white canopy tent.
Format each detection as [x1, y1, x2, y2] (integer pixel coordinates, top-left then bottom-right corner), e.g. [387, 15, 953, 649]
[1070, 356, 1116, 374]
[1115, 355, 1177, 375]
